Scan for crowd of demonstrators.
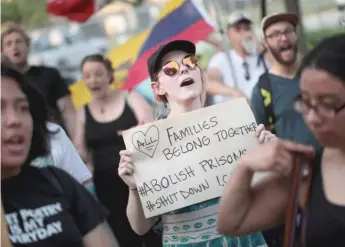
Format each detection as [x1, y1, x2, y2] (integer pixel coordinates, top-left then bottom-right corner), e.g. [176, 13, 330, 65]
[1, 63, 119, 247]
[207, 12, 267, 104]
[1, 23, 76, 138]
[1, 9, 344, 247]
[217, 33, 345, 247]
[73, 55, 157, 247]
[118, 40, 276, 247]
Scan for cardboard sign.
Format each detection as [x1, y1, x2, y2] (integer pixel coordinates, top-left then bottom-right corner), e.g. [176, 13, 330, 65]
[123, 98, 259, 218]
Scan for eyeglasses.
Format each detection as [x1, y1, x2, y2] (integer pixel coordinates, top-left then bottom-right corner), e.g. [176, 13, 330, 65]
[159, 54, 199, 77]
[265, 26, 295, 40]
[292, 94, 345, 118]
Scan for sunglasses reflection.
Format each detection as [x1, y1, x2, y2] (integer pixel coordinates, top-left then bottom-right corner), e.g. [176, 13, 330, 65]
[162, 54, 199, 77]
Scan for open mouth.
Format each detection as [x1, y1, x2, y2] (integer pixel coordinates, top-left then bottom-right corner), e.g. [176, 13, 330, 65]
[279, 44, 293, 53]
[4, 135, 25, 152]
[180, 78, 195, 87]
[13, 51, 21, 58]
[91, 86, 101, 92]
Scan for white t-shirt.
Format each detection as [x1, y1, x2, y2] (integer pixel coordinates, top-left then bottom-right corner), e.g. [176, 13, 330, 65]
[31, 122, 92, 184]
[208, 50, 267, 104]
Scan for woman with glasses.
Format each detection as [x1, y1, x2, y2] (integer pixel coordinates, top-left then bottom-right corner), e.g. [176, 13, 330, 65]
[118, 40, 275, 247]
[217, 34, 345, 247]
[73, 55, 156, 247]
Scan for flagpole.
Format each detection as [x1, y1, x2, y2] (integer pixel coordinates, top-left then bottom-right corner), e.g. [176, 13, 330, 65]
[210, 1, 238, 89]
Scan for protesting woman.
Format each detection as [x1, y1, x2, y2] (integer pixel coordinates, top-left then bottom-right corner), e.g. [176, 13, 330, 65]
[74, 55, 156, 247]
[217, 34, 345, 247]
[1, 64, 118, 247]
[118, 40, 275, 247]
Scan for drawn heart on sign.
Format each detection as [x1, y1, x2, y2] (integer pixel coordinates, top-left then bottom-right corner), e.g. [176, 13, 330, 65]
[132, 125, 159, 158]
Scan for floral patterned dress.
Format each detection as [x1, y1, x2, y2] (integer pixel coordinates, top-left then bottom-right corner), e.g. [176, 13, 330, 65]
[162, 198, 267, 247]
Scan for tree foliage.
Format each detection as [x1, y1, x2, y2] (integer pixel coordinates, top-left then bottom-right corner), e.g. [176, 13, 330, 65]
[1, 0, 49, 27]
[1, 0, 145, 28]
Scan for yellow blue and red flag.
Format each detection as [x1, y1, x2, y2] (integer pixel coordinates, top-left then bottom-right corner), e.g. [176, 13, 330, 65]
[66, 0, 214, 109]
[124, 0, 214, 90]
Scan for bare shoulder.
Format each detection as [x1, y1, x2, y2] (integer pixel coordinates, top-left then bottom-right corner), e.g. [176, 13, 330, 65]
[126, 91, 153, 122]
[127, 91, 151, 109]
[127, 90, 146, 103]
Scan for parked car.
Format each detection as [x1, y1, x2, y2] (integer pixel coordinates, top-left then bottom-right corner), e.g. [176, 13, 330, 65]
[28, 22, 109, 82]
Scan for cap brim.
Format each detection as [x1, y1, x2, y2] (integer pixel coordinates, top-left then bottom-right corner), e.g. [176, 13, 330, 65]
[153, 40, 196, 73]
[228, 18, 252, 27]
[262, 13, 299, 32]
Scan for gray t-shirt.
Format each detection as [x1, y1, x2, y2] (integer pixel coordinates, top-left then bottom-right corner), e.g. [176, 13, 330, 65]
[251, 74, 321, 149]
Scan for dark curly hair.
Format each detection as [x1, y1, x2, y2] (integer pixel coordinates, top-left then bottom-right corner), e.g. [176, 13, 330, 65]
[80, 54, 114, 84]
[1, 64, 51, 164]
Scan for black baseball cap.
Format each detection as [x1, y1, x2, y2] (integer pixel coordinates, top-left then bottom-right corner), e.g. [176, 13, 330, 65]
[147, 40, 196, 81]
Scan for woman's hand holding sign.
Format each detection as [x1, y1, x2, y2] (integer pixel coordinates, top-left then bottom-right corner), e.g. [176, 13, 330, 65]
[118, 150, 137, 190]
[118, 150, 155, 236]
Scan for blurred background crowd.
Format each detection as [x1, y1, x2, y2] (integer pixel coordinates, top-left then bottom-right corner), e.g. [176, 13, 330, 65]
[1, 0, 344, 100]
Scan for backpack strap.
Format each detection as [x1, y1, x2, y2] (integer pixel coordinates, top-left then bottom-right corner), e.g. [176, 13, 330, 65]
[257, 72, 276, 134]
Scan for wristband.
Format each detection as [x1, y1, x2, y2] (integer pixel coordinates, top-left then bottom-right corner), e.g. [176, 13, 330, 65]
[129, 187, 137, 191]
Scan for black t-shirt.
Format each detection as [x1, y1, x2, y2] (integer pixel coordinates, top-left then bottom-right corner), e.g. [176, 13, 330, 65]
[25, 66, 70, 123]
[2, 166, 107, 247]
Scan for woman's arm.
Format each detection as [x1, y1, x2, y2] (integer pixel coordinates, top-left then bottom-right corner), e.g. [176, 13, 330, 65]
[126, 189, 156, 235]
[217, 139, 314, 237]
[127, 91, 154, 124]
[73, 108, 89, 164]
[217, 163, 289, 236]
[118, 151, 156, 235]
[83, 222, 119, 247]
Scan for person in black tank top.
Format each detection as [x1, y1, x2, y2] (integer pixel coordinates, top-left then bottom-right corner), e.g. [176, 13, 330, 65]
[74, 55, 157, 247]
[304, 150, 345, 247]
[216, 34, 345, 246]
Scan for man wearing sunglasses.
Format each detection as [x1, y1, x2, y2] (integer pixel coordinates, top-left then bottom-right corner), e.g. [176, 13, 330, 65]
[207, 12, 267, 105]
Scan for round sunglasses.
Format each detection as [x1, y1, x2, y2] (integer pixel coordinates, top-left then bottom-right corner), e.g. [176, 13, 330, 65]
[160, 54, 199, 77]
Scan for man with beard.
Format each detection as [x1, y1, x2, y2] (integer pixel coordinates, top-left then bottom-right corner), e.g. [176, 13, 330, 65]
[1, 23, 75, 137]
[207, 12, 267, 104]
[250, 12, 321, 247]
[251, 13, 320, 147]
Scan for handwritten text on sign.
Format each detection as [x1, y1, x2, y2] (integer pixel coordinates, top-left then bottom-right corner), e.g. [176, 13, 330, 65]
[123, 98, 258, 218]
